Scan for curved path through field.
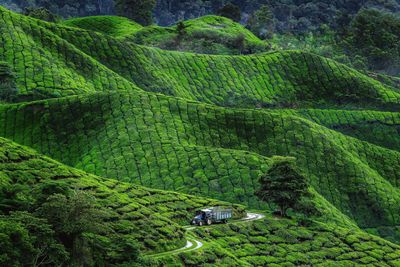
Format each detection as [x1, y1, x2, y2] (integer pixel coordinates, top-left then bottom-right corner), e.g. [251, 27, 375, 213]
[151, 212, 265, 258]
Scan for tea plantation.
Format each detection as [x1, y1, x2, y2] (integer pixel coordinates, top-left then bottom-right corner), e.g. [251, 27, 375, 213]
[1, 5, 400, 266]
[1, 5, 400, 109]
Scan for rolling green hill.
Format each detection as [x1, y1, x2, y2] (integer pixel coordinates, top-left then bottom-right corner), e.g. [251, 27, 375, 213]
[63, 15, 269, 55]
[127, 15, 269, 55]
[1, 89, 400, 233]
[1, 6, 400, 265]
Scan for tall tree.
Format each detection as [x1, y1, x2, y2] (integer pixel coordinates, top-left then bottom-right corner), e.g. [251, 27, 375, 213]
[247, 5, 275, 39]
[115, 0, 156, 25]
[0, 212, 68, 267]
[256, 158, 309, 217]
[37, 191, 110, 266]
[217, 3, 241, 22]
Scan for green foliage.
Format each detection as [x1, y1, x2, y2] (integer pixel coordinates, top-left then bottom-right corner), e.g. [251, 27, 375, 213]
[115, 0, 156, 26]
[256, 159, 310, 217]
[23, 7, 60, 22]
[0, 212, 68, 266]
[247, 5, 275, 39]
[216, 3, 241, 22]
[0, 61, 17, 103]
[129, 15, 269, 55]
[1, 6, 400, 265]
[344, 8, 400, 75]
[166, 218, 400, 266]
[37, 191, 113, 266]
[176, 21, 187, 39]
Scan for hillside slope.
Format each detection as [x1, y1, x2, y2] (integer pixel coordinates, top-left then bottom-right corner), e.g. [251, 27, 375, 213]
[3, 137, 400, 266]
[1, 6, 400, 110]
[158, 218, 400, 266]
[62, 15, 143, 38]
[1, 90, 400, 234]
[0, 137, 245, 259]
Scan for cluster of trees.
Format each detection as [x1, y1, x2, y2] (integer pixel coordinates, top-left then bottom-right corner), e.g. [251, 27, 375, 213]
[0, 181, 141, 266]
[0, 0, 114, 18]
[342, 8, 400, 75]
[153, 0, 400, 31]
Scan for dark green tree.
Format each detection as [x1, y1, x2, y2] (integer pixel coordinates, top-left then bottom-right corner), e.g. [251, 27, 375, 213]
[217, 3, 241, 22]
[115, 0, 157, 25]
[231, 33, 246, 54]
[36, 191, 111, 266]
[176, 21, 187, 40]
[0, 61, 18, 103]
[256, 158, 309, 217]
[247, 5, 275, 39]
[23, 7, 60, 22]
[0, 212, 68, 266]
[345, 8, 400, 72]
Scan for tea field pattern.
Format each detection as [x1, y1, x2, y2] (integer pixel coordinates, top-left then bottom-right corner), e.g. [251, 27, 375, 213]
[1, 6, 400, 266]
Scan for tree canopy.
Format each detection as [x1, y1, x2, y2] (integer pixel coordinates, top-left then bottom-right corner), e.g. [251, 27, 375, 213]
[256, 158, 309, 217]
[115, 0, 156, 25]
[217, 3, 241, 22]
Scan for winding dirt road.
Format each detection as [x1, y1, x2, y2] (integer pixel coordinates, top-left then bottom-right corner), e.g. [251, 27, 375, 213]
[151, 212, 265, 257]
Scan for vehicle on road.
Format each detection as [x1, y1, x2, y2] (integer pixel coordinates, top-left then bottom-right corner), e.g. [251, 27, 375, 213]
[192, 207, 232, 226]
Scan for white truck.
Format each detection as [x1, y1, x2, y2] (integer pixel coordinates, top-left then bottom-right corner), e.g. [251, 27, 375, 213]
[191, 207, 232, 226]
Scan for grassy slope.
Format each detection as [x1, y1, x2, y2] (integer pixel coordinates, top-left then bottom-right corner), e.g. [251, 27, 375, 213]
[0, 7, 140, 100]
[1, 5, 400, 257]
[295, 109, 400, 152]
[0, 136, 245, 254]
